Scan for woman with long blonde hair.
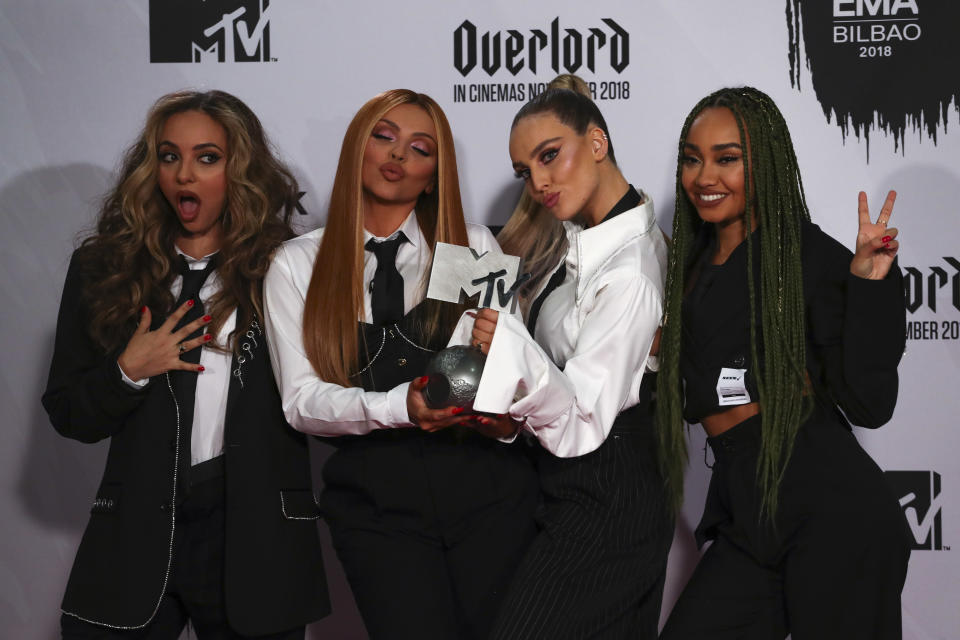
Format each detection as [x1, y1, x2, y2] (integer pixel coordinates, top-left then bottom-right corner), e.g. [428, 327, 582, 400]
[44, 90, 329, 638]
[462, 81, 672, 638]
[264, 89, 538, 639]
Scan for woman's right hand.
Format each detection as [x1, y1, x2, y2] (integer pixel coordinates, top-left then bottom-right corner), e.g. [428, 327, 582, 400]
[406, 376, 470, 432]
[117, 301, 212, 381]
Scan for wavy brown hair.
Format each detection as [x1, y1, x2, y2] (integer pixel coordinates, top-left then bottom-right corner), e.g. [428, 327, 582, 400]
[303, 89, 470, 387]
[76, 90, 297, 354]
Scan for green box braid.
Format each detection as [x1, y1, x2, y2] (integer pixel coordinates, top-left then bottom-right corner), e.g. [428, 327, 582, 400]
[656, 87, 813, 522]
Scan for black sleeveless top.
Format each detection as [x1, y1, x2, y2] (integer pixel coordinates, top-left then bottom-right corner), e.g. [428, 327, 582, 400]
[353, 301, 445, 393]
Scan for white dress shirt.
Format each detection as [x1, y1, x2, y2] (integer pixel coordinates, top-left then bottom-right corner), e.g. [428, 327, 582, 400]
[449, 196, 668, 458]
[264, 211, 500, 437]
[120, 247, 236, 465]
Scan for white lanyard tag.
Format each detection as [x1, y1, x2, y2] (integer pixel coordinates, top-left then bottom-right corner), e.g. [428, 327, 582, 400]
[716, 367, 751, 406]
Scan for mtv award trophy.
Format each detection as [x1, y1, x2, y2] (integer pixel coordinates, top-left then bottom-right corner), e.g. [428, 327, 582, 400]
[422, 243, 527, 409]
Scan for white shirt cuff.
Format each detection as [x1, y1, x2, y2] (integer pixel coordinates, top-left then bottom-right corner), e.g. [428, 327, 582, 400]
[117, 361, 149, 388]
[387, 381, 414, 427]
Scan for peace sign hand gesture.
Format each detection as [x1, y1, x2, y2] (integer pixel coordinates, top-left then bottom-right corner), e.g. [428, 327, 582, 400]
[850, 190, 899, 280]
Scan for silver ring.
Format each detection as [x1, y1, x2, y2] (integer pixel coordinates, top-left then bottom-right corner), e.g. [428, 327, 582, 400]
[178, 343, 186, 354]
[877, 217, 888, 227]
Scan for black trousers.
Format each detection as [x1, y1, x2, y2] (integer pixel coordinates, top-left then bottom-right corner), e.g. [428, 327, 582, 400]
[321, 428, 539, 640]
[62, 459, 304, 640]
[660, 410, 912, 640]
[490, 425, 673, 640]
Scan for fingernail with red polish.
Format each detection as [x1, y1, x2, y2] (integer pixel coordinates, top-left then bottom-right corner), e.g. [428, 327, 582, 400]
[203, 315, 211, 322]
[418, 376, 429, 385]
[203, 334, 212, 342]
[186, 299, 194, 307]
[452, 407, 464, 415]
[479, 417, 490, 425]
[882, 235, 892, 243]
[140, 306, 147, 314]
[197, 366, 205, 372]
[884, 243, 891, 248]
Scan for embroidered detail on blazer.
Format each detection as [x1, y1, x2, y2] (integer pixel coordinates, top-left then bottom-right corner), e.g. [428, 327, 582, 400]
[356, 328, 386, 375]
[393, 324, 436, 353]
[280, 489, 322, 521]
[90, 497, 117, 514]
[62, 374, 182, 629]
[232, 318, 263, 389]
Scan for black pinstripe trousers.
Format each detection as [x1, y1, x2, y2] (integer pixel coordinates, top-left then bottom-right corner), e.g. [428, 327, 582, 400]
[490, 415, 673, 640]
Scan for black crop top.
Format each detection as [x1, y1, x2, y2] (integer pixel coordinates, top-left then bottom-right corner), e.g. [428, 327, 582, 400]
[680, 220, 905, 427]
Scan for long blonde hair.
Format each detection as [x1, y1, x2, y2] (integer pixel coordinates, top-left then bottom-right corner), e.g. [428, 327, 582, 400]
[497, 75, 605, 311]
[303, 90, 470, 386]
[77, 90, 297, 354]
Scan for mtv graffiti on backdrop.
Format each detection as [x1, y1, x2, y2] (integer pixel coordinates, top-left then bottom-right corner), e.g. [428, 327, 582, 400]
[785, 1, 960, 156]
[885, 471, 946, 551]
[903, 257, 960, 340]
[150, 0, 272, 63]
[451, 18, 631, 104]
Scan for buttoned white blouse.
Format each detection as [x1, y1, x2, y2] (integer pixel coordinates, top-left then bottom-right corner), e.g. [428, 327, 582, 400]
[264, 211, 500, 437]
[450, 195, 668, 458]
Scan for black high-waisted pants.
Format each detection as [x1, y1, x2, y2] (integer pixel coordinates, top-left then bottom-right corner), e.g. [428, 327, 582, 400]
[491, 403, 673, 640]
[660, 408, 912, 640]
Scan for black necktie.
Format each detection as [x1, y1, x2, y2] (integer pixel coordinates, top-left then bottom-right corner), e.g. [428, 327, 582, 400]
[173, 254, 219, 363]
[526, 262, 567, 339]
[170, 254, 219, 484]
[365, 232, 408, 326]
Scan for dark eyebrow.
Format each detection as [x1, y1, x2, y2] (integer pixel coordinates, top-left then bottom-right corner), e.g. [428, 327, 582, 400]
[377, 118, 437, 144]
[684, 141, 742, 152]
[528, 136, 562, 160]
[157, 140, 225, 153]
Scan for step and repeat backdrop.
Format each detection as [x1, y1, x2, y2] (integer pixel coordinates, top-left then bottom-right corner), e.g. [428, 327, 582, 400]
[2, 1, 957, 637]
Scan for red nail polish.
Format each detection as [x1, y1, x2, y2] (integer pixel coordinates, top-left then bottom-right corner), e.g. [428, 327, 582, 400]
[197, 366, 205, 372]
[140, 305, 147, 314]
[452, 407, 464, 415]
[479, 417, 490, 425]
[884, 242, 890, 248]
[186, 300, 194, 307]
[881, 235, 892, 243]
[203, 334, 212, 342]
[203, 315, 212, 322]
[419, 376, 429, 385]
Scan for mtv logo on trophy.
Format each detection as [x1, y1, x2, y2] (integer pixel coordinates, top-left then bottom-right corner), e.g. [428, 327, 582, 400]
[421, 244, 527, 409]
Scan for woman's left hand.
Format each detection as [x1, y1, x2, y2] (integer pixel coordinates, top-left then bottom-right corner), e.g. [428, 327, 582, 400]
[851, 190, 900, 280]
[470, 308, 499, 355]
[468, 413, 519, 439]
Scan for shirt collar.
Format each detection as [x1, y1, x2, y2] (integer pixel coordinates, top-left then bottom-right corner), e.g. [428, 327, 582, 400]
[363, 209, 423, 249]
[572, 191, 657, 301]
[174, 245, 220, 270]
[598, 184, 643, 225]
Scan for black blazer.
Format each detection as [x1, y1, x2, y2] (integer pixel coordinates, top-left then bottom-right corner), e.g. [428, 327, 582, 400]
[42, 252, 330, 634]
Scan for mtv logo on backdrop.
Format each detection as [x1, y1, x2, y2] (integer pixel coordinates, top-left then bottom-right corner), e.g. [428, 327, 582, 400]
[885, 471, 946, 550]
[150, 0, 272, 63]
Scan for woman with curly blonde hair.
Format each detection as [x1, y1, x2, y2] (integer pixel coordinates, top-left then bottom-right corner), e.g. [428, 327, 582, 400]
[44, 89, 329, 638]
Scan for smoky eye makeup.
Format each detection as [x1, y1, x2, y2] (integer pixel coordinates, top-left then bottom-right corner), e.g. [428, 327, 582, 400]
[198, 152, 222, 164]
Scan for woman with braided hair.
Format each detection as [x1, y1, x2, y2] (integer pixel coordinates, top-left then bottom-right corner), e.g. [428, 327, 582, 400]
[658, 87, 911, 639]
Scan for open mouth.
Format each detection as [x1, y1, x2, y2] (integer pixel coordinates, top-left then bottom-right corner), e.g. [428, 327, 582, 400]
[178, 193, 201, 220]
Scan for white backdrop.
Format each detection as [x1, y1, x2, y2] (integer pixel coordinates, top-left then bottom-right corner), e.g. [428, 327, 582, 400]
[2, 1, 957, 638]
